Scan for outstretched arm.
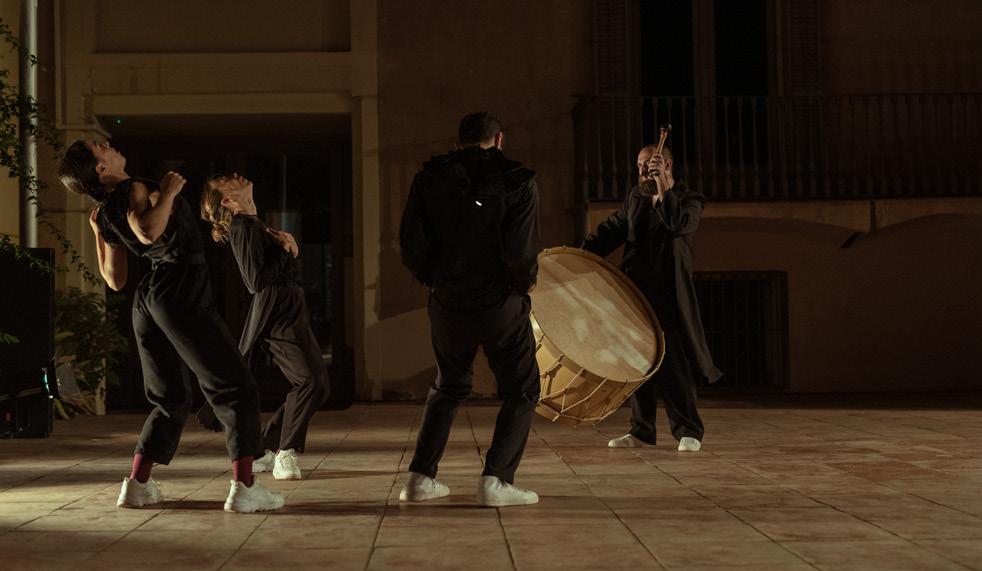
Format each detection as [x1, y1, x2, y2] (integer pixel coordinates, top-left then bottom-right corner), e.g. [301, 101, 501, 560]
[582, 192, 630, 257]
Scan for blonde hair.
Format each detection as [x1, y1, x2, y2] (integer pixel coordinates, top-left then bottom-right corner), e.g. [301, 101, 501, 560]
[200, 177, 232, 243]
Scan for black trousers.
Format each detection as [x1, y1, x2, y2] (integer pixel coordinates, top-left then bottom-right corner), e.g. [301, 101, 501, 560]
[196, 289, 329, 453]
[409, 294, 540, 484]
[257, 290, 329, 453]
[629, 319, 705, 444]
[132, 263, 263, 464]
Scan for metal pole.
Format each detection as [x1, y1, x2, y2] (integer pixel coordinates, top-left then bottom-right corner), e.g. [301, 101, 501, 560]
[18, 0, 39, 248]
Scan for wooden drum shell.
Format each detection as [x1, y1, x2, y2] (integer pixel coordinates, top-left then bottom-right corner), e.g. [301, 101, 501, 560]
[530, 247, 666, 426]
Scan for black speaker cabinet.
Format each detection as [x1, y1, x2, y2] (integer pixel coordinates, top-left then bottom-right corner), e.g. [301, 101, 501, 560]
[0, 386, 53, 438]
[0, 248, 56, 396]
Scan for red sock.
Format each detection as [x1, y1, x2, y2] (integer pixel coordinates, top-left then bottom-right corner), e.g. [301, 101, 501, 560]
[130, 453, 154, 484]
[233, 456, 254, 487]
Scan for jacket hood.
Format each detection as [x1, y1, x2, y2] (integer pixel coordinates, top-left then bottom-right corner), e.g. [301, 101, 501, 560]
[423, 146, 534, 190]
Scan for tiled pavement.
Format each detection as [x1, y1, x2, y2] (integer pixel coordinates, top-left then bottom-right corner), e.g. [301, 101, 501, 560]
[2, 402, 982, 570]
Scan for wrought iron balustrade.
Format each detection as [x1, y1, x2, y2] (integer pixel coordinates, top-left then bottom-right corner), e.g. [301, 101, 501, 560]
[574, 93, 982, 203]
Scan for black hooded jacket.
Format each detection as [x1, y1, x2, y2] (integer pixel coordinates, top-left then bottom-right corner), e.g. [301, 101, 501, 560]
[399, 146, 540, 311]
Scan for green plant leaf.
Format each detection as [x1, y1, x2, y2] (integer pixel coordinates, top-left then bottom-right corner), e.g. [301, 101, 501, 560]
[0, 332, 20, 344]
[53, 286, 128, 393]
[0, 17, 99, 285]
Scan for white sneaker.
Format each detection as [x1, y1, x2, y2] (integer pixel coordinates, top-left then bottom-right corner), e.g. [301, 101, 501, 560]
[476, 476, 539, 507]
[678, 437, 702, 452]
[273, 449, 302, 481]
[253, 450, 275, 474]
[607, 434, 651, 448]
[224, 480, 285, 513]
[399, 472, 450, 502]
[116, 477, 163, 508]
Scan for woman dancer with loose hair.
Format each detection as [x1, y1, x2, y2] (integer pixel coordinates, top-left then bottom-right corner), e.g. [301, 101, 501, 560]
[58, 140, 284, 513]
[199, 173, 329, 480]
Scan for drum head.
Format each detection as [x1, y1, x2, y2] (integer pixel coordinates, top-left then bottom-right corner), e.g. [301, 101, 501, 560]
[531, 247, 663, 381]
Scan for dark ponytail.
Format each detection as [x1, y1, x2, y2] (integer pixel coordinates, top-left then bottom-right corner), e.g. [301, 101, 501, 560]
[58, 140, 106, 202]
[59, 140, 124, 245]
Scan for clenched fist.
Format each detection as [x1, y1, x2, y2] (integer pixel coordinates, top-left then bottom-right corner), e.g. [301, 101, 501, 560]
[160, 171, 187, 196]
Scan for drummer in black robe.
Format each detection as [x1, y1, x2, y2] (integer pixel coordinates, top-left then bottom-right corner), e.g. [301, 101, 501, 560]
[583, 144, 722, 451]
[196, 173, 329, 480]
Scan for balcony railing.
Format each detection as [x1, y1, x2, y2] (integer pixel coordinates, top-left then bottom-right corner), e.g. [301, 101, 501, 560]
[574, 94, 982, 203]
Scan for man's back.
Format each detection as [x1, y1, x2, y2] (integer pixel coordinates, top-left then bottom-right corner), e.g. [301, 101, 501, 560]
[400, 146, 539, 311]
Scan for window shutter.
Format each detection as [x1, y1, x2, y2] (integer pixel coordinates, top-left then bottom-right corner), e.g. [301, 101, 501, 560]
[786, 0, 821, 96]
[785, 0, 823, 195]
[596, 0, 629, 95]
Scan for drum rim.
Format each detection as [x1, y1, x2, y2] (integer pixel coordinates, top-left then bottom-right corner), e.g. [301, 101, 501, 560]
[531, 245, 667, 381]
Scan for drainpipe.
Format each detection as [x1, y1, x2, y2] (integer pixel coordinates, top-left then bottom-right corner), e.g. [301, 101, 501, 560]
[18, 0, 39, 248]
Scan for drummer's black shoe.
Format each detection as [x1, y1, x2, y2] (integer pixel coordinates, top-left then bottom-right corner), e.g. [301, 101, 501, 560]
[399, 472, 450, 502]
[476, 476, 539, 507]
[607, 434, 652, 448]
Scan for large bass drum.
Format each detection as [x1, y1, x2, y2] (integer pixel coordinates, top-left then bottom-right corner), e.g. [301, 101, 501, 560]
[530, 247, 665, 426]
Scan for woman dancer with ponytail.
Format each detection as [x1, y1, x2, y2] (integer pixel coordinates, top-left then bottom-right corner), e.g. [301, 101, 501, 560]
[58, 140, 284, 513]
[198, 173, 329, 481]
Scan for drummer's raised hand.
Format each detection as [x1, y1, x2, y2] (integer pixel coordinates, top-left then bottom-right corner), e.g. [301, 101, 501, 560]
[647, 153, 675, 205]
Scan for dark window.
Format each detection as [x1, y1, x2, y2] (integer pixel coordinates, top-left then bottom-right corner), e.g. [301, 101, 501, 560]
[714, 0, 769, 97]
[694, 271, 789, 391]
[639, 0, 694, 97]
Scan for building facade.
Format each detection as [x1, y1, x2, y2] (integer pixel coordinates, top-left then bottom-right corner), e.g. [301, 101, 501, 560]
[1, 0, 980, 402]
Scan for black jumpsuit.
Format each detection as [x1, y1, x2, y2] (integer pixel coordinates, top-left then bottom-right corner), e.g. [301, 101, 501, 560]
[98, 177, 263, 463]
[196, 215, 329, 453]
[399, 146, 541, 485]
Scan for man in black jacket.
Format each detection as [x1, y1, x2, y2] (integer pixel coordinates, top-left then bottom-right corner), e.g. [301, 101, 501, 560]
[399, 112, 541, 506]
[583, 144, 722, 452]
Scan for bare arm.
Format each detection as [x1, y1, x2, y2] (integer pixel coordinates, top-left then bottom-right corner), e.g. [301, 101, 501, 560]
[126, 172, 185, 245]
[89, 209, 128, 291]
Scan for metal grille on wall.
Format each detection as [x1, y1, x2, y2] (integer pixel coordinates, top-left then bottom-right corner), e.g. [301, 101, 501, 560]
[694, 271, 789, 391]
